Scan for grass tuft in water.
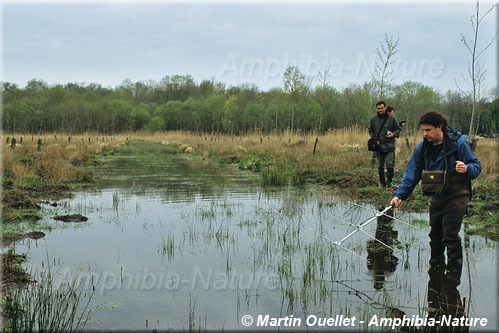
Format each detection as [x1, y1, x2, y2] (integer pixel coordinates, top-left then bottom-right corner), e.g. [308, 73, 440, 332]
[261, 169, 287, 186]
[159, 234, 175, 261]
[2, 261, 95, 333]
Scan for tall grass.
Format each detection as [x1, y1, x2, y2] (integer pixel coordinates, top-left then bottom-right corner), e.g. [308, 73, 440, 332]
[2, 262, 95, 332]
[2, 129, 497, 183]
[2, 137, 99, 183]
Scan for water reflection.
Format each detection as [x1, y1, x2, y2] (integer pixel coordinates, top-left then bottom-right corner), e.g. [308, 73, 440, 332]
[425, 264, 467, 333]
[7, 156, 497, 332]
[366, 208, 400, 290]
[383, 265, 468, 333]
[96, 155, 261, 203]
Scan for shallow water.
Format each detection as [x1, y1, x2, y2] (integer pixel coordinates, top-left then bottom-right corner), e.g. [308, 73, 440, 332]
[11, 155, 498, 331]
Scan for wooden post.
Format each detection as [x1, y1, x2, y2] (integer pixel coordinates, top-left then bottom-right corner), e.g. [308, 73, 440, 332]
[11, 138, 16, 149]
[37, 138, 42, 151]
[470, 138, 478, 151]
[405, 138, 411, 150]
[6, 137, 10, 144]
[313, 138, 319, 156]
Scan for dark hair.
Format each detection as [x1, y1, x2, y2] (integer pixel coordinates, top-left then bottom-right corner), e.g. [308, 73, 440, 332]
[376, 101, 386, 107]
[418, 111, 448, 128]
[386, 106, 394, 114]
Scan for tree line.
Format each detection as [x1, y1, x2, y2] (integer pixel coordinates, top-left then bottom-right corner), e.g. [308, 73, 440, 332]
[2, 70, 498, 136]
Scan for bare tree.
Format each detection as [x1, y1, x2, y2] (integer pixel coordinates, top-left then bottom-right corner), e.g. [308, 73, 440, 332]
[283, 65, 306, 132]
[371, 34, 400, 100]
[456, 1, 497, 145]
[316, 67, 333, 133]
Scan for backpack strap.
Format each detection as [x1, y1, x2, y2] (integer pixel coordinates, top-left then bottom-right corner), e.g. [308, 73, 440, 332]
[375, 116, 389, 139]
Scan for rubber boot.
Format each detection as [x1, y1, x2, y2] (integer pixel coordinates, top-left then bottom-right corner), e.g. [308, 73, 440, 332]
[429, 241, 446, 268]
[378, 169, 386, 188]
[445, 240, 463, 272]
[386, 168, 394, 187]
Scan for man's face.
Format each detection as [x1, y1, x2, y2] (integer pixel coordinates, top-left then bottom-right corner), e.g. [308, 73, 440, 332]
[376, 104, 386, 115]
[420, 124, 444, 143]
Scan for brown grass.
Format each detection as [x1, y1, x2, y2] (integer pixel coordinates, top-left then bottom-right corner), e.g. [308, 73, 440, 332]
[1, 134, 109, 183]
[1, 129, 497, 184]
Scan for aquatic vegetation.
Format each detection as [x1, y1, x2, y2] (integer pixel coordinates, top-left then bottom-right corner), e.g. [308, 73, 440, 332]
[2, 260, 95, 332]
[2, 135, 497, 331]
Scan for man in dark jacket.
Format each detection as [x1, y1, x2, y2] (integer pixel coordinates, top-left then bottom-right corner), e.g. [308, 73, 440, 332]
[391, 112, 481, 271]
[368, 101, 401, 188]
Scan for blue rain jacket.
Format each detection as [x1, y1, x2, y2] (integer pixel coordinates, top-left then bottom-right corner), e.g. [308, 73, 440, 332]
[392, 127, 481, 200]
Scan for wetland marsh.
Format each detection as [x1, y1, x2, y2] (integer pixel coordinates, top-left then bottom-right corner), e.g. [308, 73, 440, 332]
[6, 145, 497, 332]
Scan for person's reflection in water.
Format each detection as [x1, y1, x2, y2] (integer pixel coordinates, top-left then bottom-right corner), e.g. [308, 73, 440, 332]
[424, 261, 468, 333]
[366, 207, 399, 290]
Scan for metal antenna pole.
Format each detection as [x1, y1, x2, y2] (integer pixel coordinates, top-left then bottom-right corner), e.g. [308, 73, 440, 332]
[310, 206, 402, 263]
[349, 202, 417, 229]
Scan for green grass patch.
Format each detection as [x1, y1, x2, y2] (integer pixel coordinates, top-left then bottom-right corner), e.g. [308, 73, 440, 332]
[238, 157, 262, 172]
[465, 200, 499, 240]
[101, 140, 183, 157]
[261, 169, 287, 186]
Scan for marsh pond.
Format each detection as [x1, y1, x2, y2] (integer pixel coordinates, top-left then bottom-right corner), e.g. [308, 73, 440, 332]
[10, 153, 498, 332]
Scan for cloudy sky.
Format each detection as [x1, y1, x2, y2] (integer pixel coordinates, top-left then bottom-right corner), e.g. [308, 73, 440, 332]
[2, 0, 497, 93]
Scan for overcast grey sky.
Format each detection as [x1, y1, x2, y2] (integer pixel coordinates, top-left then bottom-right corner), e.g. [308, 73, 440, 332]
[2, 0, 497, 93]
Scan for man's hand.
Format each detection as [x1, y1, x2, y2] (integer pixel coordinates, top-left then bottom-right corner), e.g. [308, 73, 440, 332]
[390, 197, 403, 208]
[455, 161, 468, 174]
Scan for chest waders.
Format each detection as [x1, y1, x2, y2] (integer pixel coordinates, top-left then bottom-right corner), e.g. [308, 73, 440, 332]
[428, 171, 471, 270]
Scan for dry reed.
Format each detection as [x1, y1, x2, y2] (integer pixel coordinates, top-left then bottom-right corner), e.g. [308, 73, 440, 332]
[2, 130, 497, 184]
[1, 134, 112, 183]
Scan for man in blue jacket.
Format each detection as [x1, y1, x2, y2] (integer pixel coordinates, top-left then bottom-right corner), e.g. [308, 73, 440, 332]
[390, 112, 481, 271]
